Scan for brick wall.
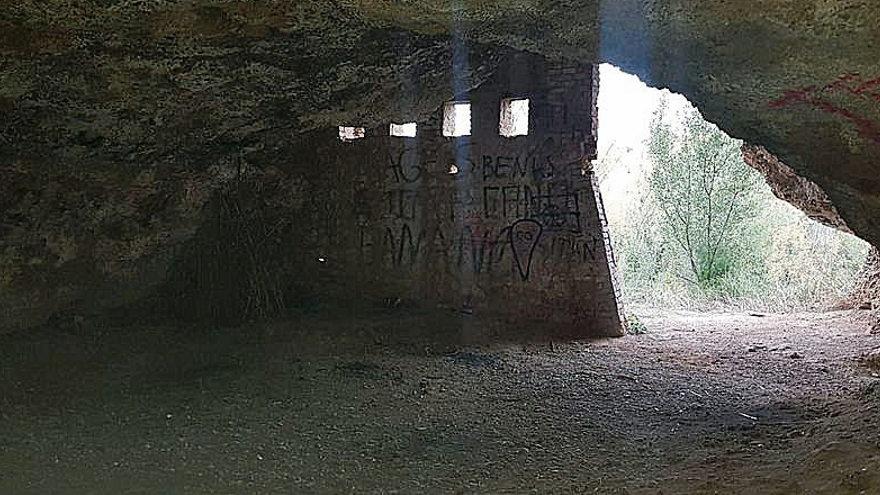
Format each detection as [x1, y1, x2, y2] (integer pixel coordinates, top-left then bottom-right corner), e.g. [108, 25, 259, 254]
[293, 54, 624, 337]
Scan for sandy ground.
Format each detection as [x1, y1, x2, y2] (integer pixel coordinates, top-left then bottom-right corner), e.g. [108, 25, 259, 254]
[2, 307, 880, 494]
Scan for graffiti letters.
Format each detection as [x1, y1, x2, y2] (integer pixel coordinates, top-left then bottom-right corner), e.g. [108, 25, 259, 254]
[386, 148, 422, 183]
[481, 154, 556, 181]
[550, 234, 603, 264]
[383, 223, 421, 266]
[482, 183, 582, 233]
[384, 189, 418, 220]
[357, 143, 604, 285]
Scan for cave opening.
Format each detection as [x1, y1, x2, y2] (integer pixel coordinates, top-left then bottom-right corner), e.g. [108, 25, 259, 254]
[595, 63, 871, 319]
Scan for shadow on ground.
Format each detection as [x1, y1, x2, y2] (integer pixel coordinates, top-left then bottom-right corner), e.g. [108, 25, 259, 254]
[2, 308, 880, 494]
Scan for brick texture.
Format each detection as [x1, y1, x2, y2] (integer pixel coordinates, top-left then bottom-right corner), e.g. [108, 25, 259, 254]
[293, 54, 624, 337]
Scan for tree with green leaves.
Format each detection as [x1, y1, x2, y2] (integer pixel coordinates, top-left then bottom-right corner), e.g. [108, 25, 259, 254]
[599, 93, 869, 310]
[646, 96, 765, 289]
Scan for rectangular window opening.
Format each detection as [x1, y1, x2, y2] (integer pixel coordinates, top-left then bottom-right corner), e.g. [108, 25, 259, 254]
[390, 122, 417, 137]
[443, 101, 471, 137]
[338, 126, 365, 142]
[500, 98, 530, 137]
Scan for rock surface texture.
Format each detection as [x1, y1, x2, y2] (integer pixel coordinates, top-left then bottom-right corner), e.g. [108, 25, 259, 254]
[2, 0, 879, 331]
[741, 143, 853, 233]
[844, 246, 880, 313]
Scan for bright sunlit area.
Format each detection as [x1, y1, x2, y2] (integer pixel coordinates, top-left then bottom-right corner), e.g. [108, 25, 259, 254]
[443, 101, 472, 137]
[595, 64, 871, 313]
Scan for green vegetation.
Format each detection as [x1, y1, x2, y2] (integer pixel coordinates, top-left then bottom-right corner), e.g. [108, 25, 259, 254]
[626, 314, 648, 334]
[600, 95, 869, 312]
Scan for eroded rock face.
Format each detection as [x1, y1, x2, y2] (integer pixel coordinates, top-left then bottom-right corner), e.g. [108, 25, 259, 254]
[2, 0, 880, 331]
[741, 144, 879, 313]
[847, 247, 880, 307]
[0, 1, 508, 331]
[741, 144, 852, 233]
[844, 247, 880, 331]
[0, 160, 226, 331]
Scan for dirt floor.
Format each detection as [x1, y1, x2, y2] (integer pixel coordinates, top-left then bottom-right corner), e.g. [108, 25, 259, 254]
[3, 307, 880, 494]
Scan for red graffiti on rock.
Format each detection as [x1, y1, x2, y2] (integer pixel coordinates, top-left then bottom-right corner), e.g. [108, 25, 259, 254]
[770, 73, 880, 144]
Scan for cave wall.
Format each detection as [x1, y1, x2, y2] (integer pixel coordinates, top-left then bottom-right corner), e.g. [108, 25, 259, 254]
[0, 162, 222, 332]
[844, 246, 880, 311]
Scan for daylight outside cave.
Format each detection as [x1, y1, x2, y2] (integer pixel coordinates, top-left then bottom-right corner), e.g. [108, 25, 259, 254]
[595, 64, 871, 315]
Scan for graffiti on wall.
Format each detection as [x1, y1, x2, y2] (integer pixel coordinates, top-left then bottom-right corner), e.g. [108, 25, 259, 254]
[307, 61, 627, 333]
[770, 73, 880, 145]
[356, 143, 605, 282]
[510, 219, 543, 281]
[361, 221, 508, 273]
[482, 183, 582, 233]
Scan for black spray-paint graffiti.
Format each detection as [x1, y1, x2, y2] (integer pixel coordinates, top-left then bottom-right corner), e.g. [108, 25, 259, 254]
[386, 147, 423, 183]
[509, 219, 543, 281]
[482, 184, 583, 234]
[550, 234, 603, 263]
[384, 189, 418, 220]
[361, 219, 605, 277]
[481, 154, 557, 181]
[367, 223, 513, 274]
